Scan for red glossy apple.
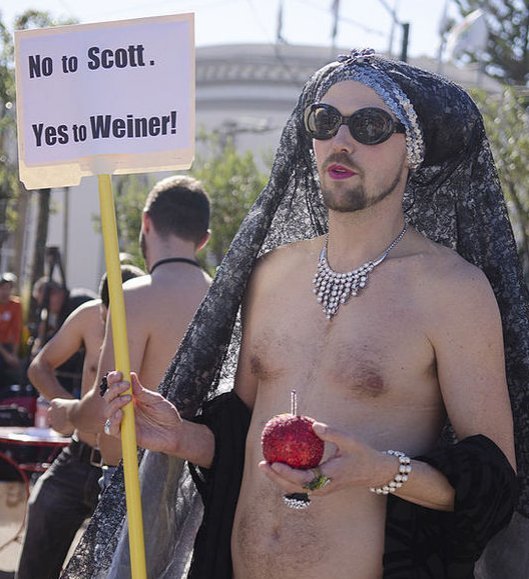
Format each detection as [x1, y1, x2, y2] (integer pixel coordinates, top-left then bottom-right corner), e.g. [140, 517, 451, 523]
[261, 413, 324, 469]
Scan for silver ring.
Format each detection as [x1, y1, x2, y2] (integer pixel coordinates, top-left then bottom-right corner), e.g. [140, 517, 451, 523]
[104, 418, 112, 435]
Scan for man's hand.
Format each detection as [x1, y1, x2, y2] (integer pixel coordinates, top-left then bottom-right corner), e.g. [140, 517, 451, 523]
[103, 371, 184, 455]
[48, 398, 76, 436]
[259, 422, 398, 496]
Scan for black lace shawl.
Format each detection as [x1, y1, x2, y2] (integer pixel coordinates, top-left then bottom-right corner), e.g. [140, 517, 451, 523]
[61, 52, 529, 578]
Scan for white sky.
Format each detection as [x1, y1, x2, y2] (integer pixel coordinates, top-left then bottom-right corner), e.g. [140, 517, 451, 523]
[1, 0, 461, 60]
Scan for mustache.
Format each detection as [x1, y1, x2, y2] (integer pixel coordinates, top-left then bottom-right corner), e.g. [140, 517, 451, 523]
[322, 152, 360, 174]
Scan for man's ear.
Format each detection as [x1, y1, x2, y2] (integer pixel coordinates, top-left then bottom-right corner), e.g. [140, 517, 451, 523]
[142, 212, 151, 234]
[196, 229, 211, 252]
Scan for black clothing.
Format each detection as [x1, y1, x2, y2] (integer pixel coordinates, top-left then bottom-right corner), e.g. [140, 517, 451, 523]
[189, 394, 516, 579]
[188, 392, 250, 578]
[384, 437, 517, 578]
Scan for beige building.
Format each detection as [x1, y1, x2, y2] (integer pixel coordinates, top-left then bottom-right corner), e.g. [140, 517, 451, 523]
[14, 44, 502, 294]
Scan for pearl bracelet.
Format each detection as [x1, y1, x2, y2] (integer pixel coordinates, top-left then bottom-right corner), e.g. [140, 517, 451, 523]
[369, 450, 412, 495]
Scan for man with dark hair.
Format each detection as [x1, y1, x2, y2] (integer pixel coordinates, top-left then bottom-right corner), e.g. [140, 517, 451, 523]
[17, 265, 144, 579]
[68, 51, 528, 579]
[30, 277, 97, 397]
[63, 174, 212, 470]
[142, 174, 210, 244]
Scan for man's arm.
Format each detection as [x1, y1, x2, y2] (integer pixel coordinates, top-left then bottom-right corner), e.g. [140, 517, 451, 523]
[104, 371, 216, 467]
[390, 265, 515, 510]
[65, 308, 116, 433]
[28, 305, 88, 401]
[430, 266, 515, 468]
[67, 285, 149, 434]
[102, 268, 260, 466]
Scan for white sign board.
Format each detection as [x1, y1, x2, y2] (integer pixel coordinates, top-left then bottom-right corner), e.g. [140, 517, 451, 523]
[15, 13, 194, 189]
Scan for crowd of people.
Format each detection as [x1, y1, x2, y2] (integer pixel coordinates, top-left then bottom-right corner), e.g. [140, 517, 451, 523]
[1, 48, 529, 579]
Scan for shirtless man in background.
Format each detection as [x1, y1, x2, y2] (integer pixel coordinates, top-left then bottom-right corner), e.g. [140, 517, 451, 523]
[103, 56, 518, 579]
[64, 175, 211, 467]
[17, 265, 144, 579]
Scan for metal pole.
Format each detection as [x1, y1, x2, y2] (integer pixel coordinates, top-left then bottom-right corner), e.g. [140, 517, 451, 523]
[400, 22, 410, 62]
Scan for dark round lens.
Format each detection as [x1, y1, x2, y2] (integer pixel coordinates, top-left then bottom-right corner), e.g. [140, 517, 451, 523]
[305, 104, 341, 140]
[349, 108, 394, 145]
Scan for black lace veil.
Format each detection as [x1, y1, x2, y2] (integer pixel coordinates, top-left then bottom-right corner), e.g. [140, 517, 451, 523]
[62, 51, 529, 578]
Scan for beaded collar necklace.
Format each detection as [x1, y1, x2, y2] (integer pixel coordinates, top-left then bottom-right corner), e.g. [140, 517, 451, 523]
[313, 223, 407, 320]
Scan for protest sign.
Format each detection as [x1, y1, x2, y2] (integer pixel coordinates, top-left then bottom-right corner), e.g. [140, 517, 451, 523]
[15, 13, 194, 189]
[15, 15, 195, 577]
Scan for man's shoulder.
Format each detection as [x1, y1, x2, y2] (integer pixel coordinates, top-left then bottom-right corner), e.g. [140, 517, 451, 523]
[60, 299, 102, 331]
[71, 298, 102, 314]
[413, 237, 497, 317]
[62, 288, 97, 319]
[422, 240, 490, 291]
[254, 237, 321, 275]
[57, 299, 99, 331]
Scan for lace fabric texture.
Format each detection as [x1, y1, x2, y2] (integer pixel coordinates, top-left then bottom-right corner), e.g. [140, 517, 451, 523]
[61, 53, 529, 578]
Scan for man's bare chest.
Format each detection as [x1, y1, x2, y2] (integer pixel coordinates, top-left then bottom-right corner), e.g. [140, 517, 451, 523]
[249, 290, 434, 396]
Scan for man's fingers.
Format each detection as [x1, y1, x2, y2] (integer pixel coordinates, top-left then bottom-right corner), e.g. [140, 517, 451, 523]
[104, 392, 131, 419]
[259, 462, 304, 494]
[106, 370, 123, 385]
[104, 409, 123, 437]
[312, 421, 353, 447]
[130, 372, 143, 394]
[104, 379, 130, 402]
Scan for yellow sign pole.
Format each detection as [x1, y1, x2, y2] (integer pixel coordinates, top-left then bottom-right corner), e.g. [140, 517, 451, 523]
[98, 174, 147, 579]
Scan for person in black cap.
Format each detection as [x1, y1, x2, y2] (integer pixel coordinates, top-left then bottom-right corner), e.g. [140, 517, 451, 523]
[68, 50, 528, 579]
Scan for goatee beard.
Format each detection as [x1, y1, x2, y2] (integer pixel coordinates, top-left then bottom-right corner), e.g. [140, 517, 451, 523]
[321, 162, 406, 213]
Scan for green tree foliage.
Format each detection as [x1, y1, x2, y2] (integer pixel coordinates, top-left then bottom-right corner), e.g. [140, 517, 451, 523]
[191, 134, 269, 267]
[111, 173, 154, 268]
[110, 135, 269, 272]
[0, 14, 17, 249]
[454, 0, 529, 84]
[472, 88, 529, 278]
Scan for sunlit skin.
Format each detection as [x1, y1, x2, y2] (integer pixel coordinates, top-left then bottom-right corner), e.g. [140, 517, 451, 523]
[66, 207, 212, 467]
[103, 80, 515, 579]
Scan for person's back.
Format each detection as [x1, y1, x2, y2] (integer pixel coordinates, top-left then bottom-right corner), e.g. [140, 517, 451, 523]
[69, 175, 212, 466]
[115, 261, 210, 389]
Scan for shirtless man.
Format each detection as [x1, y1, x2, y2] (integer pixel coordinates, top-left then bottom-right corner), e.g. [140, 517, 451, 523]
[17, 265, 144, 579]
[63, 175, 212, 468]
[102, 53, 520, 579]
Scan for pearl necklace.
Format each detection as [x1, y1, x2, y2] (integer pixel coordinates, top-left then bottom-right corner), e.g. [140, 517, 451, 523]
[313, 224, 408, 320]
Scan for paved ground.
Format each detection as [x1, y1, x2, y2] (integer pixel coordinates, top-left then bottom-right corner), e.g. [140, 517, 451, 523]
[0, 480, 27, 577]
[0, 480, 86, 577]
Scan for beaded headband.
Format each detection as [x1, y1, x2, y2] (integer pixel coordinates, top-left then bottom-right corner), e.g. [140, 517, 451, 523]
[315, 48, 425, 171]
